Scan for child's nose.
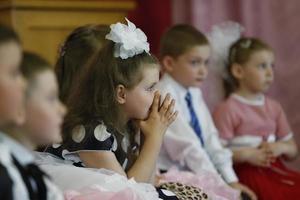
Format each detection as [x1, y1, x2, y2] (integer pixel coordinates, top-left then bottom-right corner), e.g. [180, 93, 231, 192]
[266, 67, 273, 77]
[20, 75, 27, 91]
[60, 102, 67, 116]
[198, 64, 208, 76]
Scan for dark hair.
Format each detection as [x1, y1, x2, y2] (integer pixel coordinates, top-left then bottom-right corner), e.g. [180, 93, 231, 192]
[159, 24, 209, 58]
[20, 51, 52, 93]
[55, 24, 110, 103]
[224, 37, 273, 97]
[62, 40, 158, 141]
[0, 24, 20, 45]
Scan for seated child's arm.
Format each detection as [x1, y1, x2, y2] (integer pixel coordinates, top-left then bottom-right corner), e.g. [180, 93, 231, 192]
[261, 137, 298, 160]
[79, 151, 126, 176]
[231, 146, 274, 167]
[79, 136, 163, 183]
[78, 139, 161, 183]
[224, 137, 297, 167]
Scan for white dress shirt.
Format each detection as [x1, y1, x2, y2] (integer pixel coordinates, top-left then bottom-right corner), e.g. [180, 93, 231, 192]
[156, 74, 238, 183]
[0, 132, 64, 200]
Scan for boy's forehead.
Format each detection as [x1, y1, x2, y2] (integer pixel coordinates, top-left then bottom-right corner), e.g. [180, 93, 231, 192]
[182, 45, 211, 58]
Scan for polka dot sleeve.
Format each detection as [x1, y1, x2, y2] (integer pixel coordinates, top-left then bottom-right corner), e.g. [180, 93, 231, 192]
[66, 123, 118, 152]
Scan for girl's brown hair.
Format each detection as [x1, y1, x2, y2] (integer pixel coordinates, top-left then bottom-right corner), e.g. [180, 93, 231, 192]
[55, 24, 110, 103]
[159, 24, 209, 59]
[62, 40, 158, 142]
[224, 37, 272, 97]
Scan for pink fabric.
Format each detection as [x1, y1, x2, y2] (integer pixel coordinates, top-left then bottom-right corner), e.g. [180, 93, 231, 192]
[158, 167, 239, 200]
[213, 95, 291, 140]
[64, 186, 140, 200]
[172, 0, 300, 170]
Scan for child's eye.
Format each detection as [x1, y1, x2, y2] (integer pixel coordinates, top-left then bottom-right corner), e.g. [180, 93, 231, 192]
[258, 63, 268, 69]
[10, 67, 21, 79]
[146, 84, 156, 92]
[146, 86, 154, 92]
[47, 94, 59, 103]
[204, 59, 210, 66]
[190, 60, 201, 66]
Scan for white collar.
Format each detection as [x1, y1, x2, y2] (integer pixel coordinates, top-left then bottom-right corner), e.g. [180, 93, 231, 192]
[162, 73, 192, 100]
[232, 93, 265, 106]
[0, 132, 35, 165]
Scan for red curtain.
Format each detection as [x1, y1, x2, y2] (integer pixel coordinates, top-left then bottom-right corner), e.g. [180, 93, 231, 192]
[128, 0, 172, 56]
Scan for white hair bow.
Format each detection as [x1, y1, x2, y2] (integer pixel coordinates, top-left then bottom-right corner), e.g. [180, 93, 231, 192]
[106, 18, 150, 59]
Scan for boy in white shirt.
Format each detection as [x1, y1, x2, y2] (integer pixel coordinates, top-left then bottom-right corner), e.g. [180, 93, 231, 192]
[156, 24, 256, 200]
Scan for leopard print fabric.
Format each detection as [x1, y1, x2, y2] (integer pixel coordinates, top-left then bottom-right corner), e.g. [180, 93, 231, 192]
[159, 182, 210, 200]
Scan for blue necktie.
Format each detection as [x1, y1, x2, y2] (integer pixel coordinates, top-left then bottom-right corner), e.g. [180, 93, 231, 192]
[185, 92, 204, 146]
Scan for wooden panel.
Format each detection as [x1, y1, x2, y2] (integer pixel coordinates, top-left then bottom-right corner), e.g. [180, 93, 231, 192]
[0, 0, 135, 64]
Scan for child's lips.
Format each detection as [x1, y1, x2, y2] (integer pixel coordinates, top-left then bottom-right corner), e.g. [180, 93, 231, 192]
[265, 80, 273, 85]
[196, 77, 204, 82]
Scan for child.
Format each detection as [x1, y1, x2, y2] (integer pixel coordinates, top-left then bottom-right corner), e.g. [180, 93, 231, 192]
[0, 24, 26, 199]
[46, 19, 186, 199]
[55, 24, 110, 103]
[0, 25, 65, 199]
[1, 51, 66, 200]
[20, 52, 67, 150]
[156, 24, 257, 200]
[213, 37, 300, 200]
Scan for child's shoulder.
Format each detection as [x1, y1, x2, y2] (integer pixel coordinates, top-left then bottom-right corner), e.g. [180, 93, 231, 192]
[0, 133, 23, 163]
[264, 95, 281, 107]
[70, 121, 118, 145]
[0, 140, 12, 164]
[215, 95, 239, 112]
[264, 96, 285, 114]
[0, 144, 16, 198]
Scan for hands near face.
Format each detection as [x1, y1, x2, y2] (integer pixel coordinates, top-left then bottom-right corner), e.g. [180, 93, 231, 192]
[139, 92, 178, 140]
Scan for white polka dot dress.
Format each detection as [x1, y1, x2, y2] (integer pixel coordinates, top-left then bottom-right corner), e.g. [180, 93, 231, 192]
[46, 121, 138, 171]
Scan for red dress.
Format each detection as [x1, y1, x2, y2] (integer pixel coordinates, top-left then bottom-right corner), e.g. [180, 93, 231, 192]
[235, 158, 300, 200]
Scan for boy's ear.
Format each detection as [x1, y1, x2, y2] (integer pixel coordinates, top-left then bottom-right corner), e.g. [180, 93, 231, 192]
[231, 63, 244, 80]
[161, 55, 176, 73]
[116, 84, 126, 104]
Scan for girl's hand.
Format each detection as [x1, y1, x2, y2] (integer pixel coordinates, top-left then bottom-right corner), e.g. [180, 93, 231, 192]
[260, 142, 283, 158]
[246, 146, 275, 167]
[138, 92, 178, 140]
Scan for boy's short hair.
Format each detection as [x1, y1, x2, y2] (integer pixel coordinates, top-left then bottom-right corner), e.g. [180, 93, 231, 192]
[21, 51, 52, 89]
[0, 24, 20, 44]
[159, 24, 209, 58]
